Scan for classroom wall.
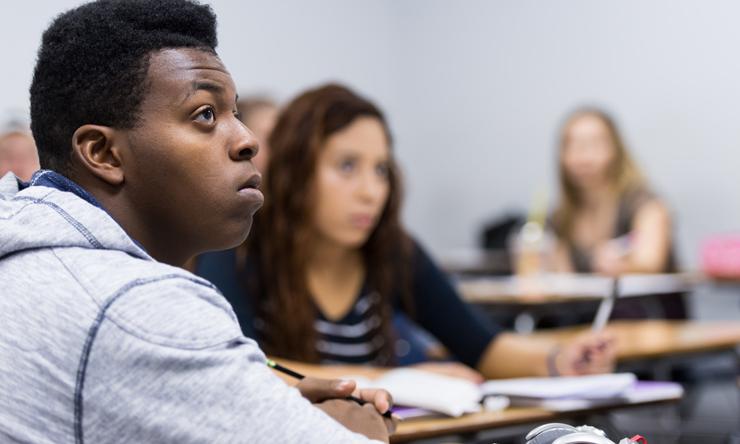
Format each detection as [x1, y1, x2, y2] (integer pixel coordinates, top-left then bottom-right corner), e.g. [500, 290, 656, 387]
[389, 0, 740, 270]
[3, 0, 740, 268]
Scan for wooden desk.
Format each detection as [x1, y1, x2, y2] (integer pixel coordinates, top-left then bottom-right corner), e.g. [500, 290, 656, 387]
[525, 320, 740, 362]
[392, 396, 680, 443]
[458, 273, 697, 305]
[392, 407, 554, 442]
[708, 276, 740, 284]
[393, 320, 738, 443]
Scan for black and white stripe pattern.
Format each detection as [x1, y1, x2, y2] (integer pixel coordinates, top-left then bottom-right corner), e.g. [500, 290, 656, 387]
[314, 292, 387, 364]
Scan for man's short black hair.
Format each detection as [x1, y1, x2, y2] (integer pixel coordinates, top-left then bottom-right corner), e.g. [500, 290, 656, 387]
[30, 0, 218, 173]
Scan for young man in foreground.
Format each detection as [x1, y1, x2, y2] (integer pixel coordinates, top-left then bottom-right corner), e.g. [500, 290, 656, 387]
[0, 0, 394, 442]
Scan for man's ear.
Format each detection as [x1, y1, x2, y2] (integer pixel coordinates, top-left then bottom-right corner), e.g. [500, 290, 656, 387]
[71, 125, 124, 186]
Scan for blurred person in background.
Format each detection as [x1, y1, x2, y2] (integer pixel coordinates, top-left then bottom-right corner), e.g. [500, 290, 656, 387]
[0, 111, 40, 181]
[551, 107, 686, 319]
[237, 96, 278, 174]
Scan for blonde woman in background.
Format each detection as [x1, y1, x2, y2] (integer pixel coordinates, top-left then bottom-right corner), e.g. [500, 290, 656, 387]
[551, 107, 686, 319]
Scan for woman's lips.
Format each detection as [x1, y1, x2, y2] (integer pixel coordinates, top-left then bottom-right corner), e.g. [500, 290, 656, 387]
[350, 214, 375, 230]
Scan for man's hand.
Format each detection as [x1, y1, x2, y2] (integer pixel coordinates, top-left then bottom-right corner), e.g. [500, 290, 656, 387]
[315, 399, 394, 443]
[554, 331, 616, 375]
[295, 377, 356, 403]
[296, 377, 397, 441]
[295, 377, 393, 414]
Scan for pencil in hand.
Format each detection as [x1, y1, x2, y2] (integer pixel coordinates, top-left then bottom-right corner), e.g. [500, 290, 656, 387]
[266, 359, 394, 419]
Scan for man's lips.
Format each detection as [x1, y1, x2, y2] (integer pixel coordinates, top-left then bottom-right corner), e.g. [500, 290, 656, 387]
[238, 173, 262, 192]
[237, 173, 264, 206]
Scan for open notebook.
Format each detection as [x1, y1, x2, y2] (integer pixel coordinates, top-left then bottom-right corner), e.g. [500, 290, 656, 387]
[348, 369, 682, 418]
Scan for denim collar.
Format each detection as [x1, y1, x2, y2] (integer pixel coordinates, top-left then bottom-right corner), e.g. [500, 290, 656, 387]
[21, 169, 150, 254]
[22, 170, 103, 210]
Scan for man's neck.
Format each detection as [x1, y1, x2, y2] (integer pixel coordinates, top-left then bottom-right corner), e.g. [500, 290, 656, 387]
[68, 169, 191, 266]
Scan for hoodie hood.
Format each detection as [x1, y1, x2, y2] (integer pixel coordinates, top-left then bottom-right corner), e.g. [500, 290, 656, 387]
[0, 172, 150, 261]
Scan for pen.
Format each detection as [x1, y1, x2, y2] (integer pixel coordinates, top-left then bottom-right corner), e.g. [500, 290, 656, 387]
[266, 359, 394, 419]
[592, 277, 618, 331]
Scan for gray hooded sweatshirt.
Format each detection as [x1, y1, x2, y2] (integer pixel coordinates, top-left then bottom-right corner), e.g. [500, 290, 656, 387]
[0, 172, 380, 443]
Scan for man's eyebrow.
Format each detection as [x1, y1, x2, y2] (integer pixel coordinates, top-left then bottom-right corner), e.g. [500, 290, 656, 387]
[193, 80, 224, 94]
[181, 80, 226, 104]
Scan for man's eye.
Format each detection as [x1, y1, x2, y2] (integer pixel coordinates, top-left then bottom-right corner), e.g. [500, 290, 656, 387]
[195, 107, 215, 123]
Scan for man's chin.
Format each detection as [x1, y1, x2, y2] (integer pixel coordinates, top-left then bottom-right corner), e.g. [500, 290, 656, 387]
[205, 222, 253, 253]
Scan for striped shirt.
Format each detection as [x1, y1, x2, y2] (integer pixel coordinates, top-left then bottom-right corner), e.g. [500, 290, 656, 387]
[314, 291, 388, 364]
[253, 291, 390, 364]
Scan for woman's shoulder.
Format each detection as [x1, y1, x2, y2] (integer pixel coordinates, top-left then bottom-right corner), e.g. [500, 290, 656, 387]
[196, 250, 238, 276]
[406, 237, 450, 282]
[407, 236, 433, 267]
[622, 186, 666, 213]
[195, 249, 256, 301]
[620, 186, 671, 229]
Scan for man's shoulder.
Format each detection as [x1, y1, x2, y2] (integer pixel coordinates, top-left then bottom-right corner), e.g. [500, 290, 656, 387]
[55, 247, 242, 349]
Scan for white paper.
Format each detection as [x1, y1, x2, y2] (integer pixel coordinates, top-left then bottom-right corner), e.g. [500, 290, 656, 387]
[481, 373, 637, 399]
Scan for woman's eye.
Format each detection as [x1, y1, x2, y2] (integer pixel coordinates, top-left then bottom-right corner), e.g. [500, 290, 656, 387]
[375, 163, 390, 179]
[195, 107, 215, 123]
[339, 159, 356, 173]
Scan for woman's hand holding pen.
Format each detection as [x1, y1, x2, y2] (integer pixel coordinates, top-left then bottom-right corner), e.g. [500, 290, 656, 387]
[296, 377, 397, 442]
[553, 331, 617, 375]
[592, 236, 632, 276]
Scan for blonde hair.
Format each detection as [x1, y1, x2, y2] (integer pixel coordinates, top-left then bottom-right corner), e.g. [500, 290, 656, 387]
[553, 108, 647, 242]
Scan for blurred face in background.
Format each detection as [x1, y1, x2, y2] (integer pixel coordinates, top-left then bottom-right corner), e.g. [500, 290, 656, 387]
[311, 116, 391, 249]
[243, 104, 278, 174]
[560, 113, 616, 190]
[0, 132, 40, 181]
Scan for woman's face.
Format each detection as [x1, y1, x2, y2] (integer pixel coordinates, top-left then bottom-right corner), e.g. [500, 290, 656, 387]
[311, 116, 391, 249]
[245, 105, 278, 175]
[0, 132, 40, 182]
[561, 114, 616, 189]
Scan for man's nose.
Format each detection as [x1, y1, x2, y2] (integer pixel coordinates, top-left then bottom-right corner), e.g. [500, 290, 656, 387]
[230, 120, 259, 161]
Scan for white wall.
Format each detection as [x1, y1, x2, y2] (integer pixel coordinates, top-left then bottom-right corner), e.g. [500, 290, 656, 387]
[3, 0, 740, 267]
[1, 0, 85, 112]
[389, 0, 740, 268]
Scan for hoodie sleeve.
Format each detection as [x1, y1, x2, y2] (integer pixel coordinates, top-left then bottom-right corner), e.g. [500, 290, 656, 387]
[79, 276, 381, 444]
